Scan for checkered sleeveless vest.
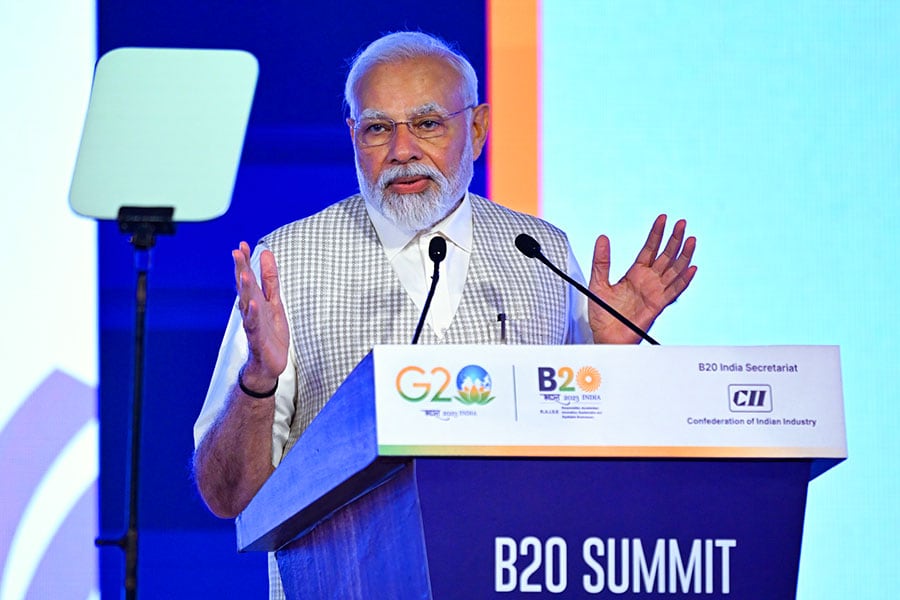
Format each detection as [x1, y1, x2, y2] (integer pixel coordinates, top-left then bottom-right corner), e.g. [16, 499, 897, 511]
[263, 194, 572, 454]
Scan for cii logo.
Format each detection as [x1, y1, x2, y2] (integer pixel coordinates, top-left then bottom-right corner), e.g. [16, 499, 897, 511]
[728, 384, 773, 413]
[396, 364, 495, 405]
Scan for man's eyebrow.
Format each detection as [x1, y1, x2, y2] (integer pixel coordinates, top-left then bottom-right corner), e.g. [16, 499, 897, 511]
[408, 102, 448, 117]
[357, 108, 390, 120]
[356, 103, 449, 121]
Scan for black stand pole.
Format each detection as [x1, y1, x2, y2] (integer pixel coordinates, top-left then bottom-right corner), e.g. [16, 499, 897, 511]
[96, 207, 175, 600]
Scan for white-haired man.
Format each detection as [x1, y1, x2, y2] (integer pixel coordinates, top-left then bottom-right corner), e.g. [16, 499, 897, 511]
[193, 31, 696, 598]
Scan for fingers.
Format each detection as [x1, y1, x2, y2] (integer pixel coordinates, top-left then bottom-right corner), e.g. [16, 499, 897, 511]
[658, 234, 697, 306]
[625, 216, 697, 304]
[590, 234, 612, 289]
[660, 234, 696, 286]
[640, 216, 695, 285]
[258, 249, 282, 305]
[232, 241, 253, 290]
[663, 264, 698, 303]
[232, 242, 284, 321]
[652, 218, 686, 274]
[233, 242, 257, 312]
[236, 269, 259, 322]
[634, 214, 667, 267]
[233, 242, 281, 324]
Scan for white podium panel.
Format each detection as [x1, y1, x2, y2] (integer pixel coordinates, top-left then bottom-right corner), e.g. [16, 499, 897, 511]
[372, 345, 845, 468]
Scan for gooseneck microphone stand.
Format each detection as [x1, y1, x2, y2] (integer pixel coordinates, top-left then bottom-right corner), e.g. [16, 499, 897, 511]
[95, 207, 175, 600]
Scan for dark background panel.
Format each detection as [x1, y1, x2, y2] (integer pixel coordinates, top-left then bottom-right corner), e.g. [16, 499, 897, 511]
[96, 2, 487, 596]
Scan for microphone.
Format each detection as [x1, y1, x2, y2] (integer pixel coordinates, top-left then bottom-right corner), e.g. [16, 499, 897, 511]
[411, 235, 447, 344]
[514, 233, 659, 345]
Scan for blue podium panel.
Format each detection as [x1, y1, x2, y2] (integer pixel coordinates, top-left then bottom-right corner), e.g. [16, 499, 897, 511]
[276, 463, 431, 599]
[275, 457, 807, 599]
[418, 458, 809, 599]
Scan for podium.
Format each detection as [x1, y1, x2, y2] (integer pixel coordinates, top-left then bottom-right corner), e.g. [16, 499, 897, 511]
[237, 345, 846, 598]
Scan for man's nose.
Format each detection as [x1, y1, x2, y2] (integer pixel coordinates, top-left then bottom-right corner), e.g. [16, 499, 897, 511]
[387, 122, 423, 163]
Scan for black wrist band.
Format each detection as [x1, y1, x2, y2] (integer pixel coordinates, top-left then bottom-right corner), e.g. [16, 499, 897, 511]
[238, 368, 278, 398]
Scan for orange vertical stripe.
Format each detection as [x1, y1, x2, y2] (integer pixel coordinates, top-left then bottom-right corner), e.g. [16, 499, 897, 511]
[487, 0, 540, 216]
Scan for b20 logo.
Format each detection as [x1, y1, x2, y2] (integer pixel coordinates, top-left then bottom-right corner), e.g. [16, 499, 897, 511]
[396, 364, 495, 405]
[538, 366, 602, 393]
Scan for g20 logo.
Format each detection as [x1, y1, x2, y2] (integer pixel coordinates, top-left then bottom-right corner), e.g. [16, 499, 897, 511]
[537, 366, 601, 393]
[396, 364, 495, 405]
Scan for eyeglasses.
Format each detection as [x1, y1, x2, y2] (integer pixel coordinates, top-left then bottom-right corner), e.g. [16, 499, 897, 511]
[352, 105, 475, 148]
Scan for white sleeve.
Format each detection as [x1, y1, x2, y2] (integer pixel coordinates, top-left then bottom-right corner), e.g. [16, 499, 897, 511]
[565, 244, 594, 344]
[192, 243, 298, 467]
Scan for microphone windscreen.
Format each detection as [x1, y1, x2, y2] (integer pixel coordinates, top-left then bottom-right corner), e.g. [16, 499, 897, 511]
[429, 235, 447, 263]
[515, 233, 542, 258]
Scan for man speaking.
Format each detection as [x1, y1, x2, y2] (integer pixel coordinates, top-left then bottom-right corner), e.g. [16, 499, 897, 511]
[193, 30, 696, 598]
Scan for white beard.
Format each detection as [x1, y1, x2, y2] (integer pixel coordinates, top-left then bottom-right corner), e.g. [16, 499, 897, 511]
[355, 143, 474, 232]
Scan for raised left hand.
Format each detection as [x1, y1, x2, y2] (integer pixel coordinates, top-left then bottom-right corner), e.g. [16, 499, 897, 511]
[589, 214, 697, 344]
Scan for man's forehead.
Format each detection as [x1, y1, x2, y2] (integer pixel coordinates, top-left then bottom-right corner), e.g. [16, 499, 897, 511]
[351, 56, 464, 118]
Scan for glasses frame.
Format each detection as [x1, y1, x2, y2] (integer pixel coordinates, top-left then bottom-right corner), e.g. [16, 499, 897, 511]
[351, 104, 476, 148]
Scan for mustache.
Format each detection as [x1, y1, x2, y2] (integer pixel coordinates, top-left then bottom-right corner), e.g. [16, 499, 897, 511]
[378, 163, 444, 189]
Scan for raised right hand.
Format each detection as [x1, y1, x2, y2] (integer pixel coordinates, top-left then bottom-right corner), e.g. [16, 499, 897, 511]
[233, 241, 289, 389]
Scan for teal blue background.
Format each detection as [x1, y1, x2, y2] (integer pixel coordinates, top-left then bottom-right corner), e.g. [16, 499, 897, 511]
[542, 2, 899, 597]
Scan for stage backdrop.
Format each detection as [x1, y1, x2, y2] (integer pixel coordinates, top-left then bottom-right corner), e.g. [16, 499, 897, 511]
[0, 1, 896, 599]
[0, 1, 98, 599]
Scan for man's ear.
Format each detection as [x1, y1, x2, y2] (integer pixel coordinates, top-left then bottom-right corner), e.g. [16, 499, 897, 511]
[470, 103, 490, 160]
